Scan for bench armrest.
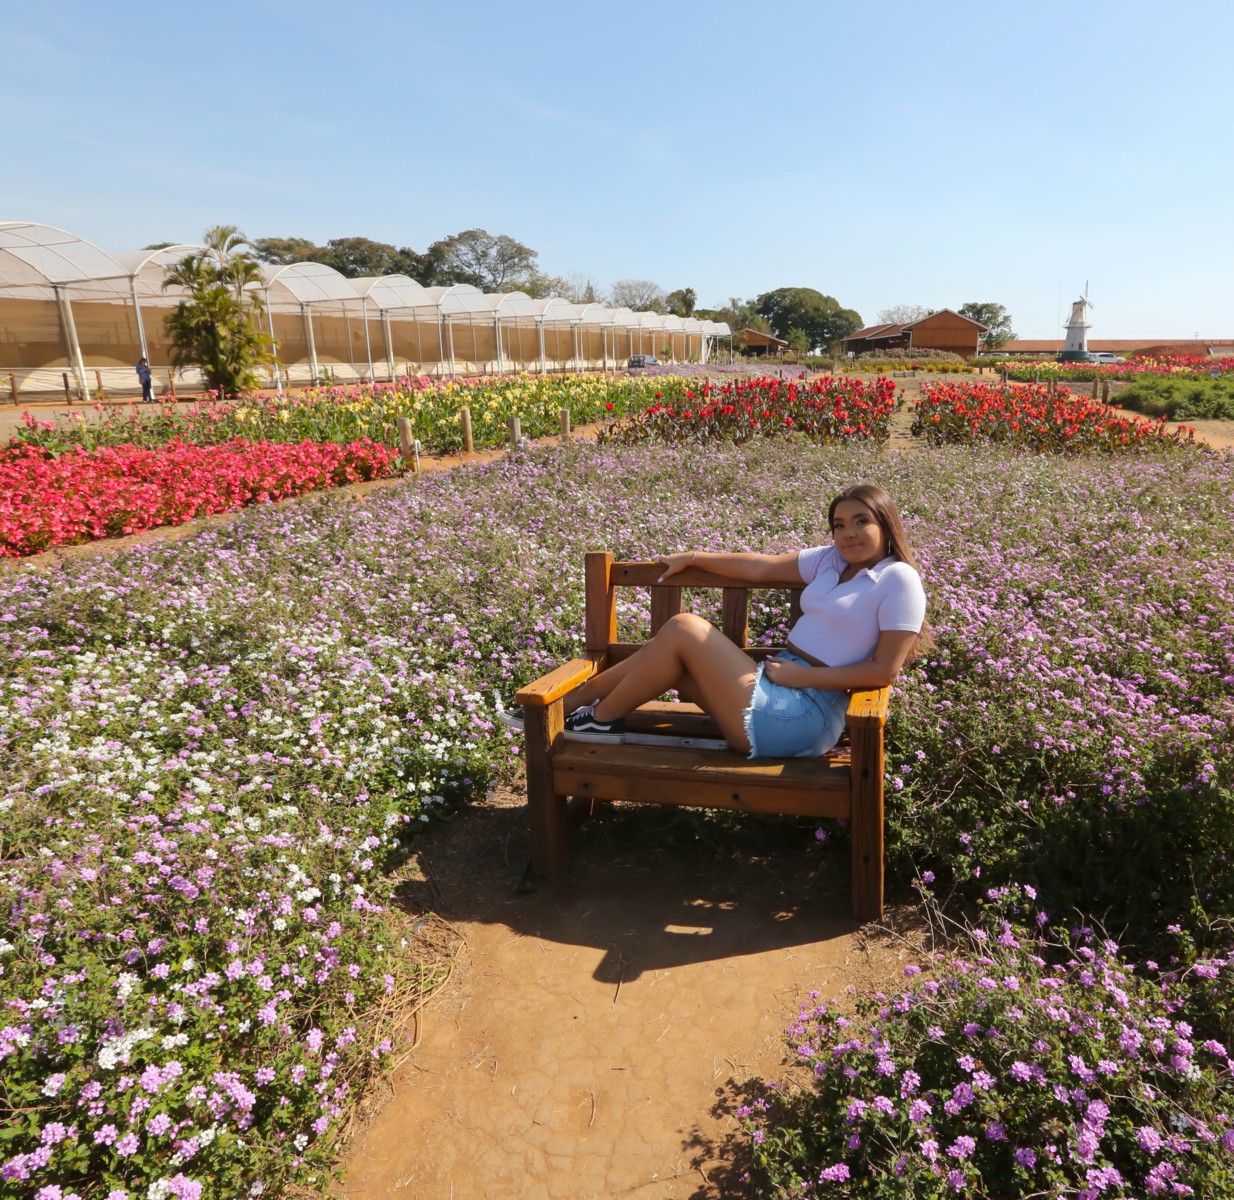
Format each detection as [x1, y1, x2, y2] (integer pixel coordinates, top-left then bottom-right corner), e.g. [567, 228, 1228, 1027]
[846, 687, 890, 726]
[515, 653, 605, 707]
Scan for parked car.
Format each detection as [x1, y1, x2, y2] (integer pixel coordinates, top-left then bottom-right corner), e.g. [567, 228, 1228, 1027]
[1088, 352, 1126, 363]
[627, 355, 660, 368]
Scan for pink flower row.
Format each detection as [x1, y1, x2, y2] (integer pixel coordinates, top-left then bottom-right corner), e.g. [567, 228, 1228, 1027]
[0, 437, 399, 558]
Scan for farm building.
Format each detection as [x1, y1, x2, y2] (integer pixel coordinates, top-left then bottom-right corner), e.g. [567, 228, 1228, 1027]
[733, 328, 789, 357]
[843, 309, 987, 359]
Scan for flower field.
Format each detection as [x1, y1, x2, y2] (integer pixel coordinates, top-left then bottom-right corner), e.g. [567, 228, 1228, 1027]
[2, 430, 1232, 1196]
[1000, 355, 1234, 383]
[599, 374, 898, 445]
[10, 373, 757, 460]
[911, 380, 1196, 453]
[0, 438, 397, 559]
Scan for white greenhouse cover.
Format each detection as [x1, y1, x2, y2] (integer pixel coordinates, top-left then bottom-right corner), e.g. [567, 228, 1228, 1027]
[0, 221, 129, 297]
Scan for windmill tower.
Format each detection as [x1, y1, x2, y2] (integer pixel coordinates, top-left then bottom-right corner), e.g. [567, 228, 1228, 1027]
[1060, 283, 1094, 361]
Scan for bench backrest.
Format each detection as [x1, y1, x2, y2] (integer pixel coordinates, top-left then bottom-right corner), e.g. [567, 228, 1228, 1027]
[584, 550, 805, 663]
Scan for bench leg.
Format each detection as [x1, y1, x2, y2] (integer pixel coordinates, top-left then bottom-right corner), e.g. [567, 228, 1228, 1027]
[526, 703, 570, 883]
[848, 716, 885, 922]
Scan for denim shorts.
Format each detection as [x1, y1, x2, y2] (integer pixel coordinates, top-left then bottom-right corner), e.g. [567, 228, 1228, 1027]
[743, 651, 849, 759]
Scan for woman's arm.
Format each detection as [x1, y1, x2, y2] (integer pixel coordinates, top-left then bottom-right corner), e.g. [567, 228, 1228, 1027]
[657, 550, 802, 584]
[763, 628, 919, 691]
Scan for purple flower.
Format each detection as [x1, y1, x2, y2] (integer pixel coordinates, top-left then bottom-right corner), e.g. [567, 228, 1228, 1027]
[947, 1135, 976, 1160]
[114, 1133, 140, 1156]
[818, 1163, 850, 1183]
[1014, 1147, 1037, 1169]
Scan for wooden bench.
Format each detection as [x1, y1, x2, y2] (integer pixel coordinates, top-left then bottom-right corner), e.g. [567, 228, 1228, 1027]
[514, 552, 889, 921]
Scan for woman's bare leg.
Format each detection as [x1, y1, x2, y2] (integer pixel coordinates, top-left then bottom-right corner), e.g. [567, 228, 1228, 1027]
[583, 613, 756, 751]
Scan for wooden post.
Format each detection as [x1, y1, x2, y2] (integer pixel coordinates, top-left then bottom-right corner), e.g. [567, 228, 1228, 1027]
[847, 692, 887, 922]
[523, 700, 570, 884]
[1048, 377, 1056, 395]
[460, 407, 474, 455]
[94, 370, 107, 400]
[508, 415, 522, 450]
[167, 371, 176, 398]
[8, 374, 18, 405]
[396, 417, 417, 469]
[1091, 376, 1100, 399]
[63, 372, 74, 404]
[1101, 379, 1110, 404]
[1001, 368, 1008, 384]
[559, 408, 571, 440]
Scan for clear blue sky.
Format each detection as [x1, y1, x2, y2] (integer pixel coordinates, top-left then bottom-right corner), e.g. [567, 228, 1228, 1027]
[5, 0, 1231, 339]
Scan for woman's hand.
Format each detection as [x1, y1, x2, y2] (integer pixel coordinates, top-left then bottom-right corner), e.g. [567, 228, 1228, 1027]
[762, 657, 817, 689]
[657, 552, 696, 582]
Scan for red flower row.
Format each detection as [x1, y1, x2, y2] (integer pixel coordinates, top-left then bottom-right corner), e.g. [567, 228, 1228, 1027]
[0, 437, 398, 558]
[911, 381, 1196, 454]
[605, 375, 898, 445]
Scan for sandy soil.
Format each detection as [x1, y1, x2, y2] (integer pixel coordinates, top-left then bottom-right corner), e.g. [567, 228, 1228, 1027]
[336, 791, 920, 1200]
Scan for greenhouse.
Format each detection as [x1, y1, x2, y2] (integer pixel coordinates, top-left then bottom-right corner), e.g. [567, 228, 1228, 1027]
[0, 221, 731, 400]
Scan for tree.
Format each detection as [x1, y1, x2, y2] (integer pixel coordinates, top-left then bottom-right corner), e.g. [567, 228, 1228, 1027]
[666, 287, 697, 317]
[162, 226, 272, 395]
[785, 328, 812, 362]
[755, 287, 862, 353]
[609, 279, 668, 313]
[251, 236, 321, 266]
[696, 297, 769, 335]
[958, 302, 1017, 350]
[426, 229, 538, 291]
[877, 304, 933, 325]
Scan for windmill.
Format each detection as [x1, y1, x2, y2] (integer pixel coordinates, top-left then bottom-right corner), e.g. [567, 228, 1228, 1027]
[1060, 282, 1094, 361]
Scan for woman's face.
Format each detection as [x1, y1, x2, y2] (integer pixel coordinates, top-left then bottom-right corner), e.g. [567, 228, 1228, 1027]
[831, 500, 888, 572]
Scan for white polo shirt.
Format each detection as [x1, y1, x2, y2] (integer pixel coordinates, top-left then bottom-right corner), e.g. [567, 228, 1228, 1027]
[787, 546, 926, 667]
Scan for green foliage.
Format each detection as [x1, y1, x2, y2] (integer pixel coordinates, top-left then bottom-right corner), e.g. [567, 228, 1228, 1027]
[755, 287, 862, 353]
[745, 887, 1234, 1198]
[1115, 374, 1234, 421]
[426, 228, 538, 291]
[162, 226, 273, 395]
[666, 287, 698, 317]
[959, 301, 1016, 350]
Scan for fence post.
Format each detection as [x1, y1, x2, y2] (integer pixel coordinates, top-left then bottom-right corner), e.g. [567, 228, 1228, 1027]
[508, 415, 522, 450]
[167, 371, 176, 398]
[94, 370, 107, 400]
[560, 408, 571, 440]
[63, 372, 74, 404]
[1101, 379, 1110, 404]
[8, 373, 18, 405]
[1091, 376, 1100, 399]
[460, 407, 474, 455]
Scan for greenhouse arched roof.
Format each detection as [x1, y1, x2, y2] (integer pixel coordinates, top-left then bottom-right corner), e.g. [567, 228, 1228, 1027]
[260, 261, 360, 307]
[349, 274, 431, 310]
[0, 221, 129, 296]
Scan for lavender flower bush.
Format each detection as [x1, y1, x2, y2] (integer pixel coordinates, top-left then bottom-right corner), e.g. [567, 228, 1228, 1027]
[1, 437, 1232, 1196]
[745, 886, 1234, 1197]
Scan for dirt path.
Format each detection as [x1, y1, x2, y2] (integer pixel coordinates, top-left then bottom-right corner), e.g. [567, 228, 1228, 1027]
[337, 794, 916, 1200]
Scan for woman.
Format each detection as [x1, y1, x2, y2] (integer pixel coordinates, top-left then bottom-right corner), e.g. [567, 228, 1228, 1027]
[503, 484, 927, 759]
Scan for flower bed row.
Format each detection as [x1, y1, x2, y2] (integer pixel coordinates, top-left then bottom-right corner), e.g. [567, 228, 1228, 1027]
[911, 380, 1196, 453]
[0, 437, 397, 558]
[11, 374, 737, 459]
[598, 375, 898, 445]
[746, 886, 1234, 1198]
[1000, 355, 1234, 383]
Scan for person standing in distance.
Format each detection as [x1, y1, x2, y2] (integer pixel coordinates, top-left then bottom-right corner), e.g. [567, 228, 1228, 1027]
[136, 356, 154, 403]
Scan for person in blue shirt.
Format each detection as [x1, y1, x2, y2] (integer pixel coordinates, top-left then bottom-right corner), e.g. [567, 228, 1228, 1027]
[136, 356, 154, 403]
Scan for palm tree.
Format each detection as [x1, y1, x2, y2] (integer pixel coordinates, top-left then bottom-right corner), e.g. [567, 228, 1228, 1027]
[163, 226, 272, 394]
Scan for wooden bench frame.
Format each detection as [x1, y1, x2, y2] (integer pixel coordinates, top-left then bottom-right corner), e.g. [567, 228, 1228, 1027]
[515, 552, 889, 921]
